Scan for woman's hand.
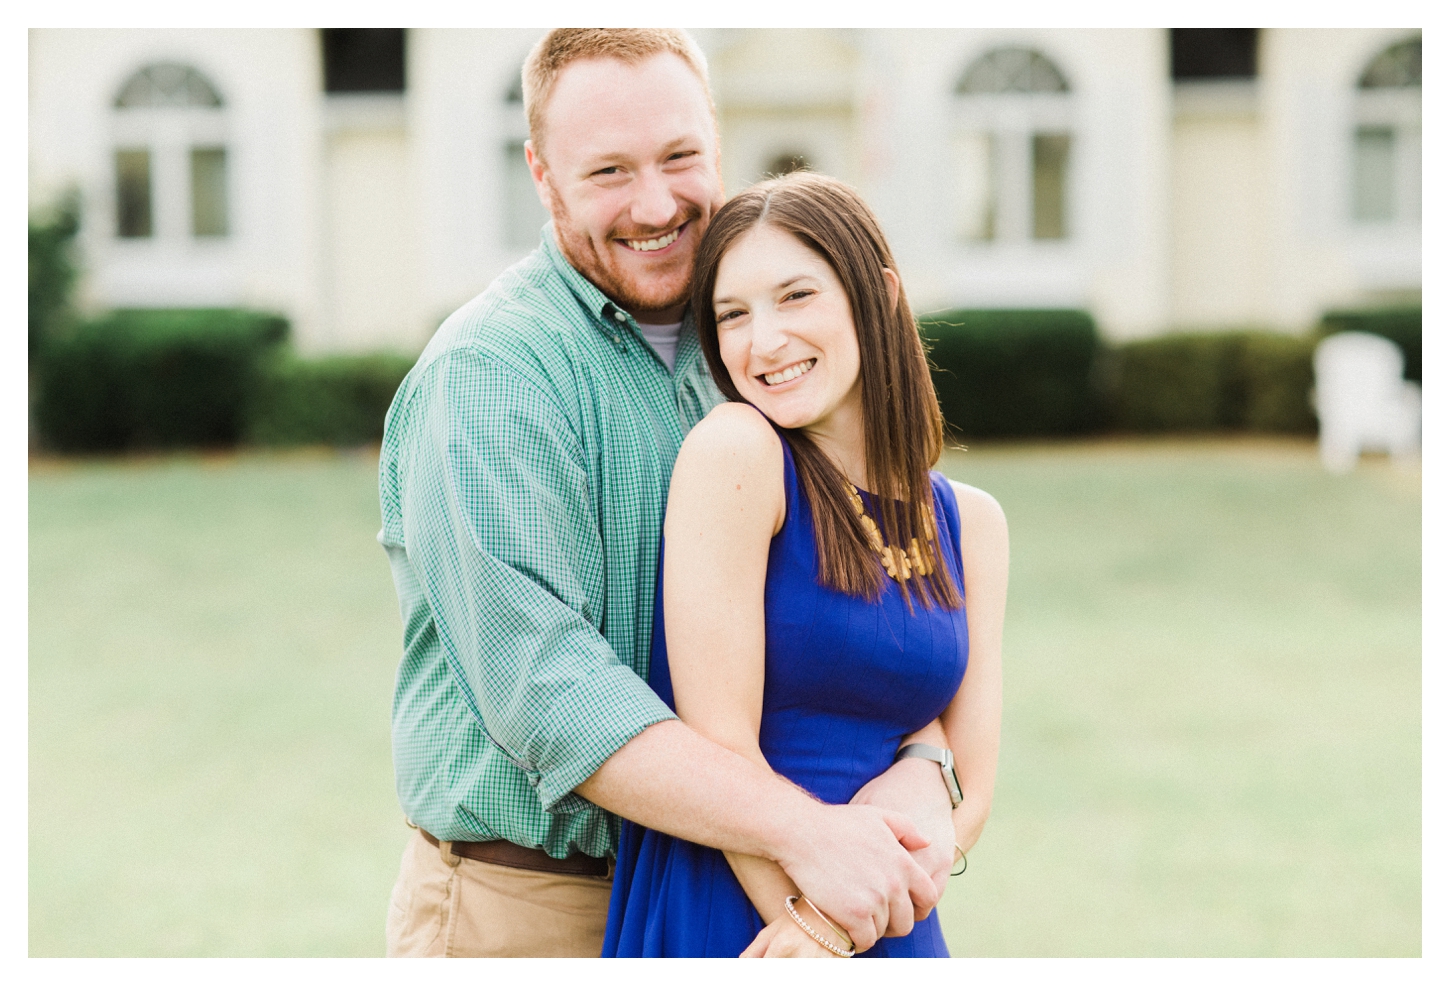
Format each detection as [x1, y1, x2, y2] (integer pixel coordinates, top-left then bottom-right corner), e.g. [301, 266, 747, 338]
[740, 913, 843, 958]
[850, 754, 955, 911]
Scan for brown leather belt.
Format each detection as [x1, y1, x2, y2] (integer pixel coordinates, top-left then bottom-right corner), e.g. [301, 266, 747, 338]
[419, 828, 610, 877]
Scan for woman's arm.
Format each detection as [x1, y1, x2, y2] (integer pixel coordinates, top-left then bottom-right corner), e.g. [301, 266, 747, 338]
[942, 481, 1009, 855]
[847, 484, 1007, 894]
[661, 405, 840, 956]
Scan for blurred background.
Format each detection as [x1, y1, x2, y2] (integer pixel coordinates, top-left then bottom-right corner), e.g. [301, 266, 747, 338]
[28, 28, 1420, 956]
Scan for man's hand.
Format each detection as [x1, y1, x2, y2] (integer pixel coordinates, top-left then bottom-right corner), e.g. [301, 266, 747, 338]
[773, 802, 936, 953]
[740, 914, 839, 958]
[851, 755, 955, 914]
[577, 721, 936, 952]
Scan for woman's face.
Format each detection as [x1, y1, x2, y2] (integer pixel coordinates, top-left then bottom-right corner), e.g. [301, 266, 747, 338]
[711, 224, 862, 438]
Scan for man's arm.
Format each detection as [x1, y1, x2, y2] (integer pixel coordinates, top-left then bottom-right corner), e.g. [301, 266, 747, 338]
[576, 720, 934, 951]
[401, 349, 676, 813]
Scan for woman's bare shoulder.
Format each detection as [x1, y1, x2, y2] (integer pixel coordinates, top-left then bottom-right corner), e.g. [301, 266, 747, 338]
[670, 402, 785, 533]
[678, 402, 782, 470]
[949, 479, 1009, 541]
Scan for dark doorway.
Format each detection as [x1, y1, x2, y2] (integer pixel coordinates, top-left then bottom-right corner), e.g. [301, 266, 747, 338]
[1170, 29, 1258, 80]
[322, 29, 406, 93]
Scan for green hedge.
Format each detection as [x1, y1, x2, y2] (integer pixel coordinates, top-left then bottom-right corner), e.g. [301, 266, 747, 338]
[33, 303, 1352, 452]
[1239, 333, 1317, 433]
[915, 312, 1317, 439]
[32, 308, 417, 452]
[918, 309, 1102, 439]
[35, 309, 288, 452]
[1320, 307, 1420, 382]
[247, 353, 414, 446]
[1109, 331, 1316, 434]
[29, 193, 81, 363]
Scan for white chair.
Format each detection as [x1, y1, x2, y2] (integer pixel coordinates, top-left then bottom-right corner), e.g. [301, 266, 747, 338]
[1312, 331, 1421, 474]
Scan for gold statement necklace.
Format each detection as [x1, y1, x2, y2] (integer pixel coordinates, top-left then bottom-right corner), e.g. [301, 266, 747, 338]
[844, 483, 936, 581]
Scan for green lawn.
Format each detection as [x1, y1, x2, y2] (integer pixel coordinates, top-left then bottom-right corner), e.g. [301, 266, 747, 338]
[28, 439, 1420, 956]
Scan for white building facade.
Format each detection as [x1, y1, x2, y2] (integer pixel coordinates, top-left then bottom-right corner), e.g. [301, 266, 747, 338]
[28, 28, 1421, 351]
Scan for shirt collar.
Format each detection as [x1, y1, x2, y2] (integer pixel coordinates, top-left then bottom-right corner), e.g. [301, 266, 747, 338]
[540, 221, 695, 339]
[540, 222, 631, 331]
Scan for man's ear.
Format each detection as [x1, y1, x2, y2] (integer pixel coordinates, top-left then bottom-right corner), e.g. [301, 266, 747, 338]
[525, 139, 553, 214]
[882, 267, 900, 313]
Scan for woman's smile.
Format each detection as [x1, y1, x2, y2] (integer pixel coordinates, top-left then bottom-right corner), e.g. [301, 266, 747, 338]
[760, 358, 817, 387]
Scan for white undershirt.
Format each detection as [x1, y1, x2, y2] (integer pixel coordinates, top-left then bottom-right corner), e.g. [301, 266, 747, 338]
[637, 320, 683, 373]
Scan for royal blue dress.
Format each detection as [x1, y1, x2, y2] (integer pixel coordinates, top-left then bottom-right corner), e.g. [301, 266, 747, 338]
[602, 428, 969, 958]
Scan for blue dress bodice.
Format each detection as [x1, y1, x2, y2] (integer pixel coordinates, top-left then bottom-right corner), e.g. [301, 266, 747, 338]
[603, 426, 969, 958]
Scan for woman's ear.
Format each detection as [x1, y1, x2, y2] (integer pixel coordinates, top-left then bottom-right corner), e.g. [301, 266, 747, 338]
[883, 267, 901, 313]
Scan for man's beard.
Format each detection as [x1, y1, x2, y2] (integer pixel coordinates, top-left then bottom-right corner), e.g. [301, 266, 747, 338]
[549, 181, 701, 318]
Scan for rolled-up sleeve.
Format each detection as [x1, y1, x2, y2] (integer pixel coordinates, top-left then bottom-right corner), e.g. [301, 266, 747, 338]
[398, 346, 675, 813]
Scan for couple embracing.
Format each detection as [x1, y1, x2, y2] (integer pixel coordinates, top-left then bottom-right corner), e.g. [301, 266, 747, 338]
[379, 28, 1008, 959]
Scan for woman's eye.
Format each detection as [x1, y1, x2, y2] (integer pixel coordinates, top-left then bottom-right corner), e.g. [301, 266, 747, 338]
[785, 290, 813, 302]
[716, 309, 744, 323]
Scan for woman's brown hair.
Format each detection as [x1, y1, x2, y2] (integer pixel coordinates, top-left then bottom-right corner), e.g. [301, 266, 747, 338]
[691, 172, 961, 610]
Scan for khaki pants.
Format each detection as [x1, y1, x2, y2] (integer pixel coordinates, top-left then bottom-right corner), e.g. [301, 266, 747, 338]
[385, 828, 614, 957]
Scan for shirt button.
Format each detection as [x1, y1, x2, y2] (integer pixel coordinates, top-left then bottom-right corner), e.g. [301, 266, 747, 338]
[614, 310, 628, 322]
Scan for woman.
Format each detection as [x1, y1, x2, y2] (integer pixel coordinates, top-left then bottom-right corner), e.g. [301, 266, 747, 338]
[602, 173, 1008, 958]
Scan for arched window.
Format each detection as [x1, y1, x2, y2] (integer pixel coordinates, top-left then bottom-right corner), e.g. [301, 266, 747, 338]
[951, 46, 1072, 244]
[502, 66, 548, 249]
[1352, 36, 1420, 225]
[958, 47, 1069, 95]
[112, 62, 229, 240]
[115, 63, 224, 108]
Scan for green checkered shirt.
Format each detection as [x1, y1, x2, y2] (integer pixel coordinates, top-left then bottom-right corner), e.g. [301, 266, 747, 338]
[378, 226, 723, 859]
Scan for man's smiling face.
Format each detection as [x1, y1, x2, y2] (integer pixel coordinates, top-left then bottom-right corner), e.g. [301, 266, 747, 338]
[527, 52, 724, 322]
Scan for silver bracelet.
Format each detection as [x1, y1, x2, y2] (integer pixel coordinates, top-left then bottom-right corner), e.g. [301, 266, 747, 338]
[952, 842, 969, 877]
[783, 895, 855, 958]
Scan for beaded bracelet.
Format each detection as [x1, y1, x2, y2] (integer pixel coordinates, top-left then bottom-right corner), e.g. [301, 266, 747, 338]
[801, 896, 856, 952]
[783, 895, 855, 958]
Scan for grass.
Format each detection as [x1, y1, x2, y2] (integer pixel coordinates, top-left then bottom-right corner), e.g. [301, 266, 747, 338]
[29, 449, 406, 957]
[933, 439, 1421, 956]
[28, 439, 1420, 956]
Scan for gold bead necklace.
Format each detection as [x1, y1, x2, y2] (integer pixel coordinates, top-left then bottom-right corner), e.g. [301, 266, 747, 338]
[843, 483, 935, 581]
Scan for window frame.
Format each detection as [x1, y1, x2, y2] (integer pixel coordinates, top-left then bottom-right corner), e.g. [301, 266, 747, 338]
[110, 62, 232, 245]
[950, 47, 1075, 247]
[1350, 36, 1421, 229]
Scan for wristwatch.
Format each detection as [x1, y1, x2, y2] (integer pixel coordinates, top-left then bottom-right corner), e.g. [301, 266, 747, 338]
[894, 743, 964, 809]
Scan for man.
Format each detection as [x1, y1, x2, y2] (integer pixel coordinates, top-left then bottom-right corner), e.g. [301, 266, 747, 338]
[380, 29, 957, 958]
